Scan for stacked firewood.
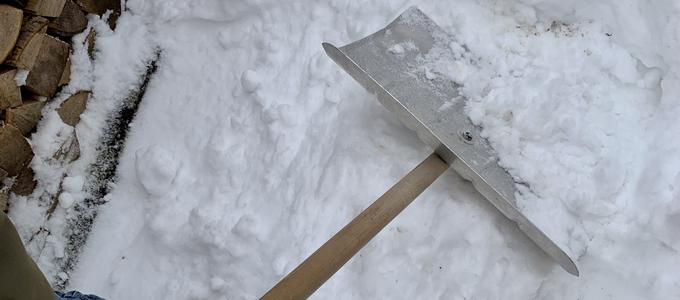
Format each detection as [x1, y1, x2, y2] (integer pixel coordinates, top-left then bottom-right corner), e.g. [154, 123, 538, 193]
[0, 0, 120, 212]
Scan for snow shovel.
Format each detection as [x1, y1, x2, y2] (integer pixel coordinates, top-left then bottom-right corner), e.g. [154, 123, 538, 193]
[260, 7, 578, 300]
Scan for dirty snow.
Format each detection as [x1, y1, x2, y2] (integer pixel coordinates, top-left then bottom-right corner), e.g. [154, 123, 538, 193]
[6, 0, 680, 299]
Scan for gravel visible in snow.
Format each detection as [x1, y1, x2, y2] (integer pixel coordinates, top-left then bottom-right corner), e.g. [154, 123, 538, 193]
[7, 0, 680, 299]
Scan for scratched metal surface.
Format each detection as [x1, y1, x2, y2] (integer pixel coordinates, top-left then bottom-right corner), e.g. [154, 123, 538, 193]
[322, 7, 578, 276]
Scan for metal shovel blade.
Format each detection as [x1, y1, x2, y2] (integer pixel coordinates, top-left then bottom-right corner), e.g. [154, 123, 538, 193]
[323, 7, 578, 276]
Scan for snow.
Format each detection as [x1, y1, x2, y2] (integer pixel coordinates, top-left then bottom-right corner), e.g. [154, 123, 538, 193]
[5, 0, 680, 299]
[58, 193, 74, 209]
[6, 11, 158, 284]
[58, 272, 69, 281]
[134, 145, 180, 197]
[240, 69, 262, 93]
[13, 69, 29, 86]
[46, 235, 66, 259]
[389, 44, 405, 54]
[62, 176, 85, 193]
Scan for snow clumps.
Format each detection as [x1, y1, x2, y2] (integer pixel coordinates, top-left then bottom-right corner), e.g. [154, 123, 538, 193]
[134, 145, 180, 197]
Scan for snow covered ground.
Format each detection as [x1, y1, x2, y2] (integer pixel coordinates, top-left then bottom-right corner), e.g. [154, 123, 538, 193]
[7, 0, 680, 299]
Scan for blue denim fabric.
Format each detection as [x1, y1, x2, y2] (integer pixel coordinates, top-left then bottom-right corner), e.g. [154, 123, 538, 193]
[54, 291, 106, 300]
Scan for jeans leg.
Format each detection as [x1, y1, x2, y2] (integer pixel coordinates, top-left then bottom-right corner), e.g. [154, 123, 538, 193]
[55, 290, 106, 300]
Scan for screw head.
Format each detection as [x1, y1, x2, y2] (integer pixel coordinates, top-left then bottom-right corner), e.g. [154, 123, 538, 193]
[458, 130, 474, 144]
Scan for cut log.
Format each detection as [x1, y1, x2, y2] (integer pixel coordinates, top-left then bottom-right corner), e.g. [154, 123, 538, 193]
[10, 163, 36, 196]
[24, 34, 69, 97]
[58, 91, 89, 126]
[5, 15, 48, 70]
[58, 57, 70, 86]
[0, 68, 22, 110]
[0, 124, 33, 176]
[5, 0, 65, 17]
[52, 126, 79, 163]
[73, 0, 120, 16]
[107, 10, 120, 30]
[84, 28, 95, 59]
[25, 0, 66, 17]
[5, 100, 46, 136]
[48, 0, 87, 37]
[74, 0, 120, 29]
[0, 5, 23, 64]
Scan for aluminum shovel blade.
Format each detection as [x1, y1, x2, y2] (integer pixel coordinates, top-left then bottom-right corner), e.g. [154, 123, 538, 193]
[323, 7, 578, 276]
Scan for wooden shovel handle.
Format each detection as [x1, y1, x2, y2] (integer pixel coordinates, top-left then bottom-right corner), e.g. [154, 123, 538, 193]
[260, 153, 449, 300]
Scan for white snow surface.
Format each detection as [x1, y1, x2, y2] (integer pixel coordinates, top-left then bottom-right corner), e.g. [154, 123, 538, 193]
[8, 0, 679, 299]
[62, 176, 85, 193]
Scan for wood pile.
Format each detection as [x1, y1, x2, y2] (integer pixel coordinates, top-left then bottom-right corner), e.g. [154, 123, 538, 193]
[0, 0, 120, 213]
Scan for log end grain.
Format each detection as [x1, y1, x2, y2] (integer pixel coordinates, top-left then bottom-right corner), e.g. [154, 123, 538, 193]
[0, 124, 33, 176]
[5, 99, 46, 136]
[48, 0, 87, 37]
[57, 91, 89, 126]
[0, 68, 22, 110]
[0, 4, 23, 64]
[24, 34, 70, 97]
